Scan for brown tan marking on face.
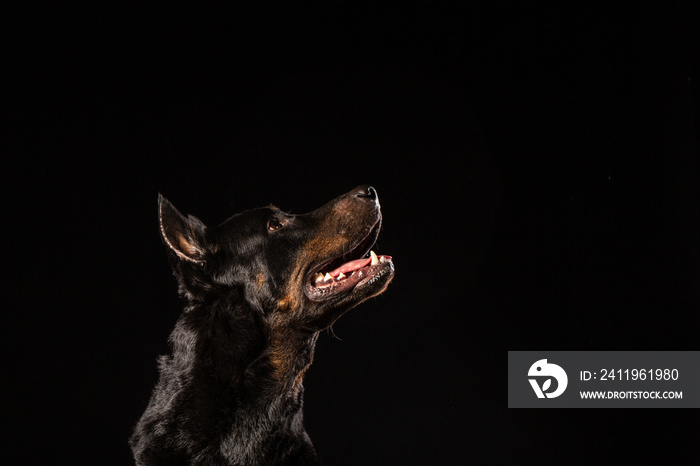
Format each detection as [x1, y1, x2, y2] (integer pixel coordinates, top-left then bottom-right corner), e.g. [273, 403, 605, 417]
[275, 232, 350, 312]
[256, 272, 266, 288]
[277, 294, 300, 313]
[291, 233, 350, 281]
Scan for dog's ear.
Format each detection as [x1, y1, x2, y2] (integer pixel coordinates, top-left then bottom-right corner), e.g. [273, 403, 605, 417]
[158, 194, 208, 264]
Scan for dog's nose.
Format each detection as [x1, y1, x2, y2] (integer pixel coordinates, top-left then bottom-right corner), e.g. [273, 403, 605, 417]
[354, 185, 377, 201]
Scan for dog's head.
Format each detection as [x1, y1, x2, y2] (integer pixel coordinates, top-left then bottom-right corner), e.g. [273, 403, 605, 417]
[158, 186, 394, 330]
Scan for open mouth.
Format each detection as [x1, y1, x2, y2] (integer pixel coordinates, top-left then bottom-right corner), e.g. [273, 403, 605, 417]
[304, 220, 393, 301]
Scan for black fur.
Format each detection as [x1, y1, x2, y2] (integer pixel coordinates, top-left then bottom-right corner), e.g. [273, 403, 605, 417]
[130, 186, 394, 466]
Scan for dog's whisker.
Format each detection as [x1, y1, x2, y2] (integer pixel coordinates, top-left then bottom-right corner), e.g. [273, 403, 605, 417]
[327, 324, 343, 342]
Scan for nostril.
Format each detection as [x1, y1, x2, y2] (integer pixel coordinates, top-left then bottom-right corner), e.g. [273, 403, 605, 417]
[355, 185, 377, 200]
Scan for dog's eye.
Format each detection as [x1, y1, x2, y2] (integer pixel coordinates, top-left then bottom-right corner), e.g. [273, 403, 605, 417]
[267, 219, 284, 232]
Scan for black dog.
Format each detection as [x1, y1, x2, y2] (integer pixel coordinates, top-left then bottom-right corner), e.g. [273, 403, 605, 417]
[130, 186, 394, 465]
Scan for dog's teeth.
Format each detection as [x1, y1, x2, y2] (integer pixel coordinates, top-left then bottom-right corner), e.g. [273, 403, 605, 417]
[370, 250, 378, 265]
[337, 272, 346, 280]
[314, 273, 324, 283]
[379, 256, 386, 263]
[324, 273, 333, 282]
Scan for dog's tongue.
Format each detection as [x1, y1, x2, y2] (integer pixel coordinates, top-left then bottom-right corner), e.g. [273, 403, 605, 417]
[329, 257, 372, 277]
[328, 252, 392, 277]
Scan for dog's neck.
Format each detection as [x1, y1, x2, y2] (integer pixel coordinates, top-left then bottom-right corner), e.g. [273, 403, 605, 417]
[176, 298, 319, 401]
[156, 298, 321, 463]
[192, 299, 315, 396]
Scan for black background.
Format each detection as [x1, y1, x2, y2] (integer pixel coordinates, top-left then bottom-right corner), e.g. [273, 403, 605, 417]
[7, 3, 698, 464]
